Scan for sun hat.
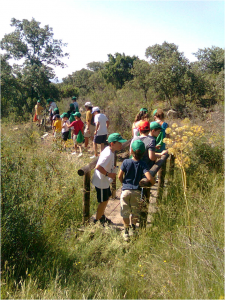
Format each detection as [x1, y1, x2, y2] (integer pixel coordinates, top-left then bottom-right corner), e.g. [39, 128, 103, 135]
[138, 121, 150, 131]
[140, 108, 148, 113]
[131, 139, 146, 154]
[92, 106, 100, 114]
[72, 96, 77, 100]
[150, 121, 162, 130]
[108, 133, 127, 143]
[152, 109, 158, 116]
[73, 112, 81, 118]
[60, 112, 68, 119]
[85, 101, 93, 107]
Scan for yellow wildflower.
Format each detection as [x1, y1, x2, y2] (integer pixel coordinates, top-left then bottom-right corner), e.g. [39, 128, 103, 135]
[172, 123, 178, 128]
[165, 127, 171, 134]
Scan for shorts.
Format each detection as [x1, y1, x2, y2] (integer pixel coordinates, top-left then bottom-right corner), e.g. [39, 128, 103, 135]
[94, 134, 107, 144]
[62, 131, 69, 141]
[72, 134, 82, 145]
[95, 186, 112, 203]
[84, 124, 95, 138]
[120, 190, 141, 218]
[37, 115, 42, 121]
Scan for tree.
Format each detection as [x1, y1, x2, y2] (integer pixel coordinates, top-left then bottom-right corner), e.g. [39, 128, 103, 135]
[1, 18, 69, 103]
[193, 46, 224, 74]
[87, 61, 105, 72]
[102, 52, 139, 89]
[145, 42, 189, 107]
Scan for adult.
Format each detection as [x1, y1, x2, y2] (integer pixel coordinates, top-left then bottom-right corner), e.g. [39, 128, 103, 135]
[47, 98, 57, 126]
[132, 108, 149, 137]
[90, 107, 109, 159]
[72, 96, 79, 112]
[84, 102, 95, 151]
[34, 100, 44, 126]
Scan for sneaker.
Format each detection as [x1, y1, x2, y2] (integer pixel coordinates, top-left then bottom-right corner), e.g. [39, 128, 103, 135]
[123, 228, 130, 241]
[101, 215, 113, 224]
[77, 153, 83, 157]
[129, 224, 138, 237]
[93, 219, 105, 227]
[90, 155, 98, 159]
[71, 152, 77, 155]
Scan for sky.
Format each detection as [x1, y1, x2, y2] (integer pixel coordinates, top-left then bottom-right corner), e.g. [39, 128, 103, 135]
[0, 0, 224, 82]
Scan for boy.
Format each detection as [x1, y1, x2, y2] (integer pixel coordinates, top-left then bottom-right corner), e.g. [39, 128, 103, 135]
[47, 98, 57, 126]
[92, 133, 127, 225]
[72, 96, 79, 112]
[61, 112, 70, 149]
[131, 121, 168, 170]
[118, 139, 155, 241]
[53, 114, 62, 139]
[34, 100, 44, 126]
[68, 112, 84, 157]
[90, 107, 109, 159]
[152, 108, 169, 153]
[84, 102, 95, 151]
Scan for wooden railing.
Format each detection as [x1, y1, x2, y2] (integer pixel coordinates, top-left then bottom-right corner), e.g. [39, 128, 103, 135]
[77, 139, 173, 226]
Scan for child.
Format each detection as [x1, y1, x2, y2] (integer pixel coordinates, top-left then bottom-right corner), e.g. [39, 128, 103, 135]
[132, 108, 149, 137]
[68, 112, 84, 157]
[118, 139, 155, 241]
[34, 100, 44, 126]
[152, 108, 169, 153]
[131, 121, 168, 170]
[84, 102, 95, 151]
[92, 133, 127, 225]
[61, 112, 70, 149]
[53, 114, 62, 139]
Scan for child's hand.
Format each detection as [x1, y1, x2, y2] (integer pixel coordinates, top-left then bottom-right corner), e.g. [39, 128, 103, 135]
[108, 173, 116, 180]
[161, 150, 168, 155]
[156, 145, 161, 150]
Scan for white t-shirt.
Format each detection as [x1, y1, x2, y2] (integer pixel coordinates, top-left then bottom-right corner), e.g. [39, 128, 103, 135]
[92, 146, 114, 189]
[94, 113, 108, 136]
[49, 102, 57, 113]
[62, 120, 70, 133]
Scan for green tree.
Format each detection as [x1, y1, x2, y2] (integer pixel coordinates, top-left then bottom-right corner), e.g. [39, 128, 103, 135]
[193, 46, 224, 74]
[87, 61, 105, 72]
[102, 52, 139, 89]
[1, 18, 69, 103]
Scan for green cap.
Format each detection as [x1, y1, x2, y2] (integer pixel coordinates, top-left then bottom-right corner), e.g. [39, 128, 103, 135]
[140, 108, 148, 113]
[70, 103, 74, 108]
[108, 133, 127, 143]
[152, 109, 158, 116]
[54, 107, 59, 112]
[131, 139, 146, 154]
[60, 112, 68, 119]
[37, 100, 41, 103]
[72, 96, 77, 100]
[47, 98, 53, 103]
[73, 112, 81, 118]
[150, 121, 161, 130]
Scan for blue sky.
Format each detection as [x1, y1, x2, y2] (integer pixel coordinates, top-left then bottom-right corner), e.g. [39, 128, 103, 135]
[1, 0, 224, 81]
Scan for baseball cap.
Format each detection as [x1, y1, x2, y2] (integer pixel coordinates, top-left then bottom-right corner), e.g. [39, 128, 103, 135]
[138, 121, 150, 131]
[107, 133, 127, 143]
[150, 121, 162, 130]
[47, 98, 53, 103]
[72, 96, 77, 100]
[131, 139, 146, 154]
[73, 112, 81, 118]
[55, 114, 60, 119]
[37, 100, 41, 103]
[92, 106, 100, 114]
[140, 108, 148, 113]
[85, 101, 93, 107]
[54, 107, 59, 112]
[60, 112, 68, 118]
[152, 109, 158, 116]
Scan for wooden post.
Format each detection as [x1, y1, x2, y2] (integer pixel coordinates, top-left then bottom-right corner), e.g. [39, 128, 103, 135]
[157, 159, 167, 201]
[111, 151, 117, 198]
[83, 171, 90, 225]
[169, 154, 175, 179]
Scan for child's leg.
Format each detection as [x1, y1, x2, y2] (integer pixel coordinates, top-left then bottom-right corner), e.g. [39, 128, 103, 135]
[79, 145, 82, 153]
[96, 200, 108, 220]
[93, 142, 98, 156]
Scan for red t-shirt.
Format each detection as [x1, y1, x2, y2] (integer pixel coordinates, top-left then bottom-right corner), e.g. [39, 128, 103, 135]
[70, 119, 84, 135]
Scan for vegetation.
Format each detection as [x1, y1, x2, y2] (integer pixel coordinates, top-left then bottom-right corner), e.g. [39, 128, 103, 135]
[1, 18, 224, 299]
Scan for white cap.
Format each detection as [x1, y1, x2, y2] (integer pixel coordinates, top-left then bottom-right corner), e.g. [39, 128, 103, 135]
[92, 106, 100, 114]
[84, 101, 93, 107]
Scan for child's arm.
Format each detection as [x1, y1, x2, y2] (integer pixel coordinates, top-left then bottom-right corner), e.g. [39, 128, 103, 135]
[149, 149, 168, 160]
[118, 169, 124, 184]
[96, 165, 116, 180]
[144, 171, 155, 185]
[106, 120, 109, 129]
[94, 122, 100, 135]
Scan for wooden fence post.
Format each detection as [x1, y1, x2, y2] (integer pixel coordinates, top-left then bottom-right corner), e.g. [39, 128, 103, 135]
[157, 159, 167, 201]
[83, 171, 90, 225]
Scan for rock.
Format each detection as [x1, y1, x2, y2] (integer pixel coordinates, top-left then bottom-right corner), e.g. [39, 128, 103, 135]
[167, 109, 178, 118]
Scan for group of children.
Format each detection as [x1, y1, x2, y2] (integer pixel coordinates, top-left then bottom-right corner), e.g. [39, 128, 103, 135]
[92, 107, 169, 241]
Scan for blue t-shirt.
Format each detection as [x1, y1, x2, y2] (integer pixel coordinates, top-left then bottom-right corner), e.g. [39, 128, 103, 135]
[121, 159, 149, 190]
